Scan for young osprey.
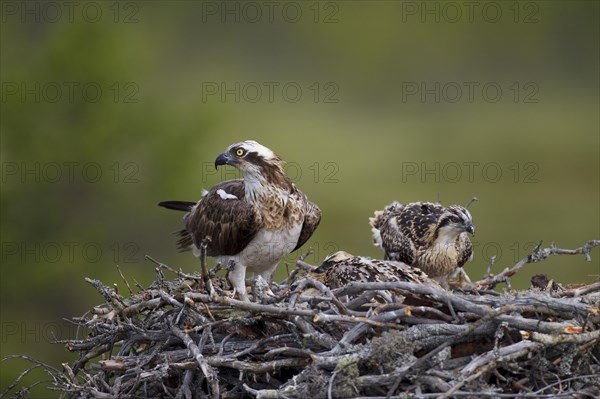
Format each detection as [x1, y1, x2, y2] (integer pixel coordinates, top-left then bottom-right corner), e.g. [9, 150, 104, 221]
[369, 202, 474, 281]
[159, 140, 321, 301]
[310, 251, 434, 289]
[303, 251, 439, 306]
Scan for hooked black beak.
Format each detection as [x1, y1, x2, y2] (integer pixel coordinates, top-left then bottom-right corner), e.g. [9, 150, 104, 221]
[466, 223, 475, 236]
[214, 152, 232, 169]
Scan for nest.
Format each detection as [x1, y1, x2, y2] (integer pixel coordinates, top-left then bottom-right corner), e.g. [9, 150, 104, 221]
[2, 240, 600, 399]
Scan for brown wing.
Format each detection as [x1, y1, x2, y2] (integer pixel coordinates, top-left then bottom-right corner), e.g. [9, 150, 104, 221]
[373, 204, 416, 265]
[177, 180, 261, 257]
[380, 226, 416, 265]
[292, 189, 321, 252]
[372, 202, 445, 265]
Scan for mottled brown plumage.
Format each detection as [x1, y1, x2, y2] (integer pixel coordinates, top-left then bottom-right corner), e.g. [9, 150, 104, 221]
[159, 141, 321, 301]
[370, 202, 474, 280]
[309, 251, 434, 289]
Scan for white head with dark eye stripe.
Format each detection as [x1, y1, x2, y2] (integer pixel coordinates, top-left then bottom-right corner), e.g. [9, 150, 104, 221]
[214, 140, 290, 190]
[232, 141, 279, 163]
[436, 206, 475, 242]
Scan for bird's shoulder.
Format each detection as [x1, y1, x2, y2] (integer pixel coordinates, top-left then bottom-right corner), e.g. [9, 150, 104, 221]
[191, 180, 257, 221]
[392, 202, 444, 244]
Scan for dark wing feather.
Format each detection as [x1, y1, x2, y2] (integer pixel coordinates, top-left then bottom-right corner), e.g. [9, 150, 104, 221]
[292, 190, 321, 252]
[158, 201, 196, 212]
[175, 180, 261, 256]
[372, 203, 416, 264]
[380, 223, 416, 265]
[158, 202, 198, 251]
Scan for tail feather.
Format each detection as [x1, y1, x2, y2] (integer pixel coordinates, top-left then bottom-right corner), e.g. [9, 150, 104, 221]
[158, 201, 196, 212]
[369, 210, 385, 230]
[174, 229, 193, 252]
[369, 202, 402, 250]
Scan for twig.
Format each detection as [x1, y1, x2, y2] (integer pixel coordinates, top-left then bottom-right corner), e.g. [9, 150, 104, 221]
[475, 240, 599, 288]
[115, 264, 134, 295]
[4, 249, 599, 398]
[170, 325, 219, 397]
[145, 254, 200, 280]
[199, 238, 215, 297]
[563, 282, 600, 297]
[484, 255, 496, 279]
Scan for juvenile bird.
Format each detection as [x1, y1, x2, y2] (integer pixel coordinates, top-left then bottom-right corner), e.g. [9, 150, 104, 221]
[369, 201, 474, 283]
[310, 251, 433, 289]
[304, 251, 439, 305]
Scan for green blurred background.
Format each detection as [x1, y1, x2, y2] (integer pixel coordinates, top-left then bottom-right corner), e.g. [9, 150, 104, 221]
[1, 1, 598, 396]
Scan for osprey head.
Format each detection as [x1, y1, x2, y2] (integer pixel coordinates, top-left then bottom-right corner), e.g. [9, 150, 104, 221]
[215, 141, 292, 191]
[215, 140, 283, 173]
[438, 205, 475, 236]
[315, 251, 354, 273]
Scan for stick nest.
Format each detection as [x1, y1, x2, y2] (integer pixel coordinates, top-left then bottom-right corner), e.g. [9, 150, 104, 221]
[3, 241, 600, 399]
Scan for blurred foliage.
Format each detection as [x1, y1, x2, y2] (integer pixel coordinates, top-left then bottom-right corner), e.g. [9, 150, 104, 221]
[1, 1, 598, 396]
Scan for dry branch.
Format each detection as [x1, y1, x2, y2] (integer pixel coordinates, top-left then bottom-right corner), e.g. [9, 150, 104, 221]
[472, 240, 600, 289]
[1, 241, 599, 398]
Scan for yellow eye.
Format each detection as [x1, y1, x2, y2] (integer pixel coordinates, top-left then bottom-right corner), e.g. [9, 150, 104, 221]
[236, 148, 245, 156]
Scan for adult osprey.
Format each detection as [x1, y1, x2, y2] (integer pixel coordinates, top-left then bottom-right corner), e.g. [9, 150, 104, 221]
[159, 140, 321, 301]
[369, 202, 475, 282]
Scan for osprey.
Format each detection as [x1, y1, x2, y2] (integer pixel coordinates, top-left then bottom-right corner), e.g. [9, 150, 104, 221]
[369, 201, 474, 282]
[302, 251, 438, 306]
[159, 140, 321, 301]
[310, 251, 434, 289]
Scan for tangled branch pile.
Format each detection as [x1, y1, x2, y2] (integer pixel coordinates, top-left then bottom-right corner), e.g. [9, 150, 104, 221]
[3, 241, 600, 399]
